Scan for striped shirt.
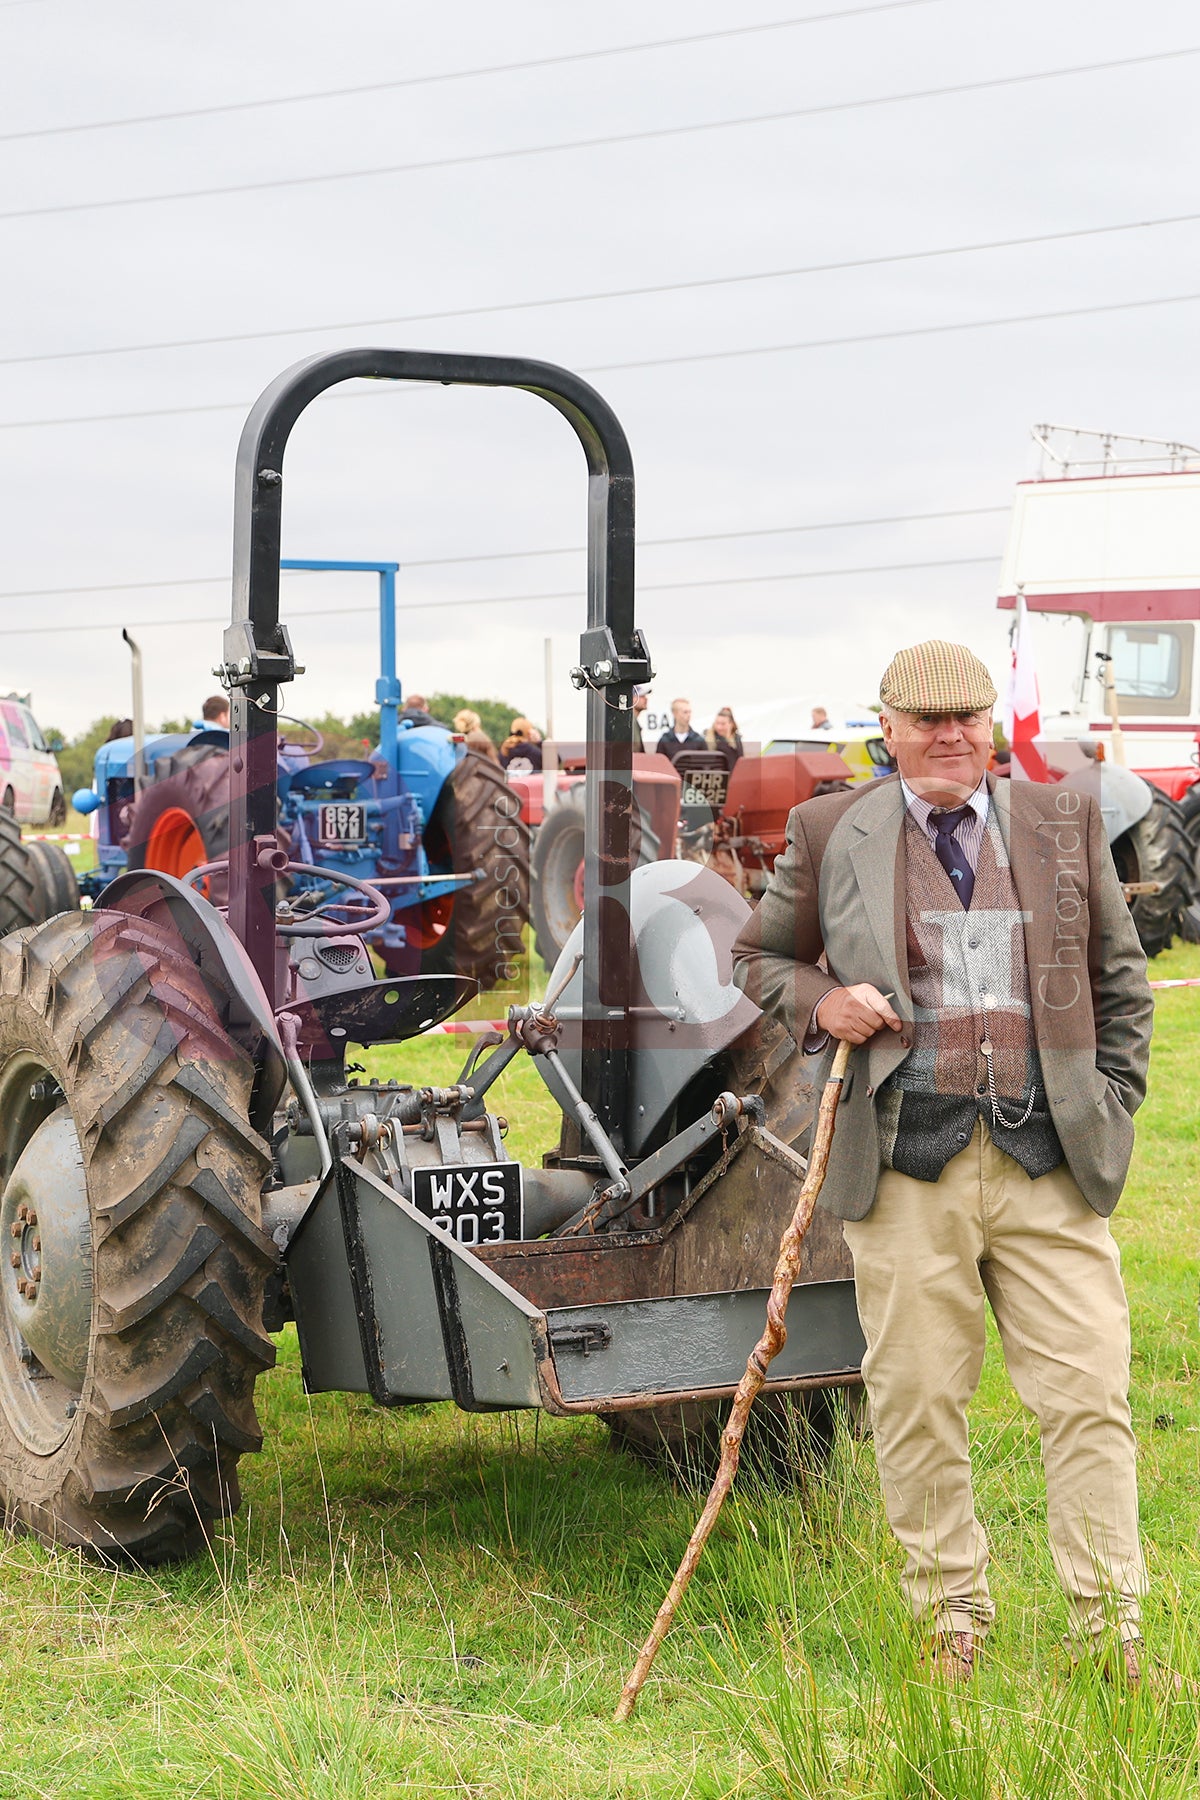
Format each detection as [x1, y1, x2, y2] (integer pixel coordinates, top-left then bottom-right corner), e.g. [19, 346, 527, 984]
[900, 777, 989, 874]
[807, 776, 990, 1047]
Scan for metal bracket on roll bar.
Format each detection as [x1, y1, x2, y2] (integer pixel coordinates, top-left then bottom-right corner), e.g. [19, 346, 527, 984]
[215, 618, 304, 691]
[569, 625, 653, 692]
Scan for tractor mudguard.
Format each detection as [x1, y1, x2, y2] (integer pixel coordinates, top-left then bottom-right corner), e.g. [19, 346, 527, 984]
[388, 725, 462, 826]
[1059, 759, 1154, 841]
[96, 868, 288, 1135]
[544, 861, 761, 1156]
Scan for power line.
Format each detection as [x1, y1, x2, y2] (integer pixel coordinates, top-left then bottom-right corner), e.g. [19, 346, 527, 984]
[0, 554, 998, 637]
[0, 2, 938, 144]
[0, 506, 1009, 603]
[4, 288, 1198, 434]
[584, 289, 1200, 374]
[7, 208, 1198, 370]
[4, 45, 1196, 226]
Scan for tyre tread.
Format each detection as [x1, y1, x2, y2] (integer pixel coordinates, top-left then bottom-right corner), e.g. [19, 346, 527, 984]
[0, 909, 273, 1563]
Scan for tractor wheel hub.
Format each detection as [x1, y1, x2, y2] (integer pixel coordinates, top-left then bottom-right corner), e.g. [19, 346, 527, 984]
[1, 1110, 91, 1392]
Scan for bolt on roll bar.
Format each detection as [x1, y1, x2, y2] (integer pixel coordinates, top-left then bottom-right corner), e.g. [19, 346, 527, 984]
[225, 349, 651, 1144]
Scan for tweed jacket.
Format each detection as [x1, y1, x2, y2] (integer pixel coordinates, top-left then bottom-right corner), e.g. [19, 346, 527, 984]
[731, 772, 1154, 1221]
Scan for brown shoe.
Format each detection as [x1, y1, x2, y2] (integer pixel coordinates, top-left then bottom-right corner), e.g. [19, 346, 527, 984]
[1109, 1639, 1143, 1689]
[1100, 1640, 1192, 1698]
[1071, 1635, 1143, 1688]
[930, 1630, 977, 1682]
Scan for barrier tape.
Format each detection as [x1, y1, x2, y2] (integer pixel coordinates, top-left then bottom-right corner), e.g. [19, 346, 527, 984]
[421, 1019, 508, 1035]
[428, 988, 1200, 1028]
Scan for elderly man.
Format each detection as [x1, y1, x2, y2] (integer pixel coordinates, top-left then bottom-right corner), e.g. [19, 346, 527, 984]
[732, 639, 1153, 1681]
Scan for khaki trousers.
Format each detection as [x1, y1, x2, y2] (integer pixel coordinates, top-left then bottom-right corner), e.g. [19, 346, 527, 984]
[842, 1120, 1146, 1642]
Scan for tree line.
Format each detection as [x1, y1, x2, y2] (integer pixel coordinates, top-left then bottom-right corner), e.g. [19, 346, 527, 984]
[45, 691, 530, 799]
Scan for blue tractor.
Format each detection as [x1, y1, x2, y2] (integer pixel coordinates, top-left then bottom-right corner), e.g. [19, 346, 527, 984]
[74, 568, 530, 988]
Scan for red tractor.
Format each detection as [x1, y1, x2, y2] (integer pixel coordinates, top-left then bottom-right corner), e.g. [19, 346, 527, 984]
[513, 744, 854, 967]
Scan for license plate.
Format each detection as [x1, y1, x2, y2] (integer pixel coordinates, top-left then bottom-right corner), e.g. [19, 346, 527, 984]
[680, 768, 730, 810]
[410, 1163, 524, 1246]
[317, 802, 366, 844]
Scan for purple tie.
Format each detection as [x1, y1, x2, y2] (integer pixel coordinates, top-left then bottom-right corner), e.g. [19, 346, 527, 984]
[932, 805, 974, 908]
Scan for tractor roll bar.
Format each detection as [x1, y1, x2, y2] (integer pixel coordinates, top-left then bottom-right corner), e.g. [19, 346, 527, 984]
[226, 349, 650, 1144]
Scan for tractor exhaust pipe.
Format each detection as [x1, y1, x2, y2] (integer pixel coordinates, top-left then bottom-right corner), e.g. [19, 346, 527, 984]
[122, 628, 146, 793]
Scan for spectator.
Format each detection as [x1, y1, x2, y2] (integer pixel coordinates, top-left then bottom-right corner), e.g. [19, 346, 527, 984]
[201, 695, 230, 729]
[811, 705, 831, 731]
[453, 707, 483, 735]
[632, 684, 651, 752]
[501, 717, 543, 772]
[465, 728, 502, 766]
[104, 718, 133, 742]
[656, 697, 707, 762]
[399, 693, 443, 729]
[705, 705, 744, 770]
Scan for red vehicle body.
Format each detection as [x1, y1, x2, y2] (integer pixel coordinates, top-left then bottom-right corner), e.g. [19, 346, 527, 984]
[513, 744, 853, 965]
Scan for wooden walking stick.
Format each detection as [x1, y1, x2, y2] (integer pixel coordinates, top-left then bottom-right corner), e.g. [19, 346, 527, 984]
[614, 1036, 853, 1723]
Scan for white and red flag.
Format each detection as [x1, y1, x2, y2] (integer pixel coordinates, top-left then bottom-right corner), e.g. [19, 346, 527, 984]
[1003, 594, 1050, 781]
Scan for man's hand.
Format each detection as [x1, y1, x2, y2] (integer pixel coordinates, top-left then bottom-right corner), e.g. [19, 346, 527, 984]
[814, 983, 902, 1045]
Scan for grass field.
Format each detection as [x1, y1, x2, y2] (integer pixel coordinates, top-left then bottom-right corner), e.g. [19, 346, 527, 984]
[3, 944, 1200, 1797]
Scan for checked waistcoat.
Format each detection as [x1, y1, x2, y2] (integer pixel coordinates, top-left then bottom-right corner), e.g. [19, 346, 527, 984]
[875, 811, 1064, 1183]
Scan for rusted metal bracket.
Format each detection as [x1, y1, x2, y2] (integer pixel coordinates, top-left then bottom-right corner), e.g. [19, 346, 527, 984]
[548, 1320, 613, 1356]
[553, 1091, 767, 1238]
[745, 1125, 809, 1181]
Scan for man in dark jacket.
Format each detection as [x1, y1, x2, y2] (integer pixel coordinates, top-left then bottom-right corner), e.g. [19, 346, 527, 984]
[656, 697, 707, 762]
[398, 693, 444, 730]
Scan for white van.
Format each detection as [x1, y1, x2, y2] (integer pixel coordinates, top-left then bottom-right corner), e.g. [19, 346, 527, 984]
[0, 694, 66, 825]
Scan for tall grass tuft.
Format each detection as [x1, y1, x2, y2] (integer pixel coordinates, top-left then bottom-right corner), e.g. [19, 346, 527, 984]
[692, 1431, 1200, 1800]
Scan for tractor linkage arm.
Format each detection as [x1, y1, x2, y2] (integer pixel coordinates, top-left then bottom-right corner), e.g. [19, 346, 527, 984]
[463, 991, 766, 1238]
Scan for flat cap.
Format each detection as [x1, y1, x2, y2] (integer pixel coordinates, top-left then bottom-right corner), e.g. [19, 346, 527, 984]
[879, 639, 997, 713]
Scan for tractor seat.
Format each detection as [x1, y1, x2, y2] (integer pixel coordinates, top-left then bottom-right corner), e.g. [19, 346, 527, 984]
[286, 759, 378, 798]
[282, 974, 479, 1054]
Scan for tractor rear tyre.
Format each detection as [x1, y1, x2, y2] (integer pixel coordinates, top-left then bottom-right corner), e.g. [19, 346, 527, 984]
[25, 839, 79, 918]
[0, 909, 274, 1562]
[123, 749, 230, 897]
[417, 751, 531, 990]
[530, 786, 586, 969]
[0, 811, 44, 938]
[530, 786, 659, 969]
[1180, 787, 1200, 942]
[1110, 789, 1193, 959]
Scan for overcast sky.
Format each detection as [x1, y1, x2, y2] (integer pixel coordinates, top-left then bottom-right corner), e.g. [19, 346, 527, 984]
[2, 0, 1197, 743]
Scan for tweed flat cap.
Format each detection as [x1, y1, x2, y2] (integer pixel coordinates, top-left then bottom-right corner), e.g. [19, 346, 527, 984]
[879, 639, 997, 713]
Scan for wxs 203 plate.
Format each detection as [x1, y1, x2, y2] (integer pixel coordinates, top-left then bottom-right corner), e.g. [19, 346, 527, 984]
[410, 1163, 524, 1246]
[318, 802, 367, 844]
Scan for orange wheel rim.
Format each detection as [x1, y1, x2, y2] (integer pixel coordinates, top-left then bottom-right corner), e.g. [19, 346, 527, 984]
[145, 807, 207, 880]
[407, 893, 454, 950]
